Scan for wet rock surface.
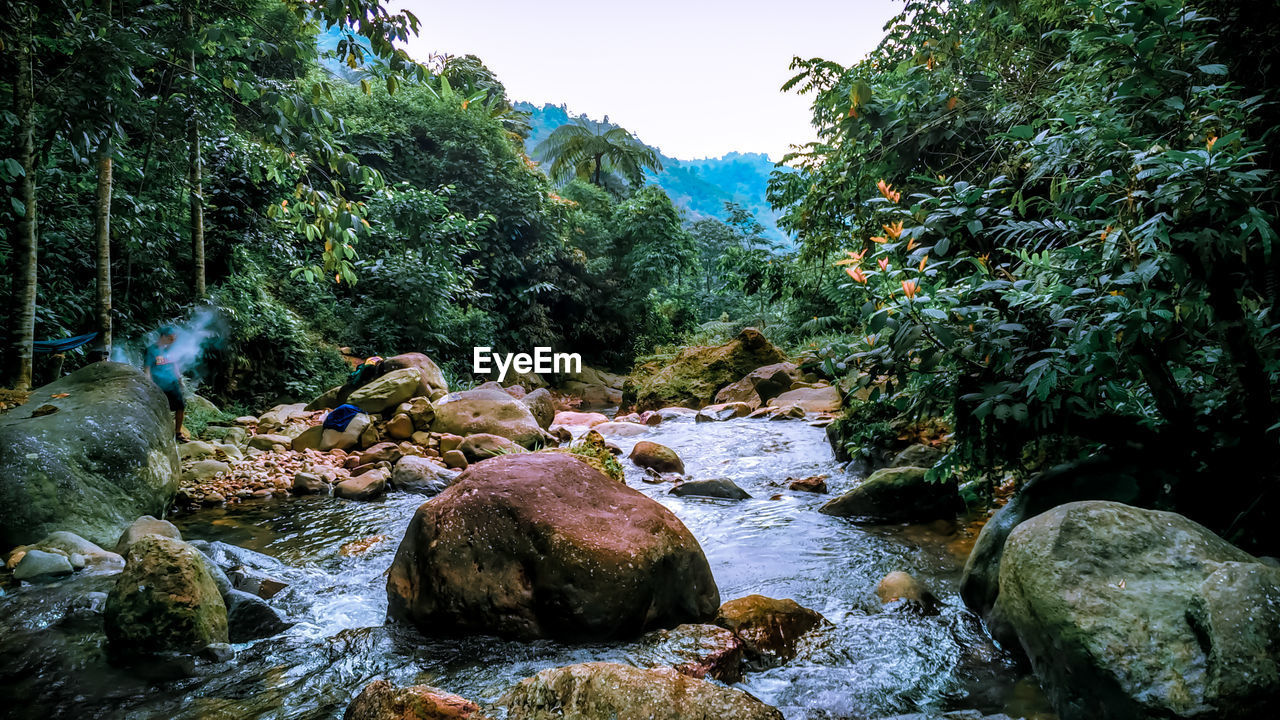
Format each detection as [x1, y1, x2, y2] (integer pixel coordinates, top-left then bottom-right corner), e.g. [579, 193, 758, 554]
[0, 362, 179, 548]
[387, 453, 720, 640]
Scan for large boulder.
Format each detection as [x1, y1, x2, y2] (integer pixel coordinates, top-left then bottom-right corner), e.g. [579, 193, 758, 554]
[819, 466, 961, 523]
[624, 328, 787, 411]
[0, 362, 179, 548]
[345, 680, 491, 720]
[431, 389, 545, 448]
[348, 368, 423, 414]
[959, 455, 1151, 618]
[104, 535, 228, 655]
[501, 662, 783, 720]
[379, 352, 450, 401]
[387, 453, 720, 640]
[991, 501, 1279, 720]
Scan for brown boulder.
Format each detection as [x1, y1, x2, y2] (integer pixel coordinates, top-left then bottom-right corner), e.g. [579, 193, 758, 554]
[387, 453, 719, 640]
[629, 440, 685, 474]
[714, 594, 827, 665]
[345, 680, 490, 720]
[335, 469, 388, 500]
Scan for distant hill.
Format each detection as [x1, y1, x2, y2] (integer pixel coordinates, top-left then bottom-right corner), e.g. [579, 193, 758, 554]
[517, 102, 791, 243]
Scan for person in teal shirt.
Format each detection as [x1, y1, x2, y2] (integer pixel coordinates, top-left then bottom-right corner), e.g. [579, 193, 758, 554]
[145, 326, 186, 442]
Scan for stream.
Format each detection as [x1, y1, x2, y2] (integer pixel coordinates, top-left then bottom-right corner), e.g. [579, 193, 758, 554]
[0, 415, 1051, 719]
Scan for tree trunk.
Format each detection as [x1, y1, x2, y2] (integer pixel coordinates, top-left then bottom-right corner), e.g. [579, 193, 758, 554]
[11, 17, 38, 391]
[185, 5, 205, 298]
[592, 155, 602, 186]
[93, 143, 113, 361]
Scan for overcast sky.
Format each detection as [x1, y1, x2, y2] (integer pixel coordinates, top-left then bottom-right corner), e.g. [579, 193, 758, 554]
[395, 1, 901, 161]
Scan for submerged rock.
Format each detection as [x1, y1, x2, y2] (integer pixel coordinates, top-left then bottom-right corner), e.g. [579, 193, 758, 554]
[992, 501, 1280, 720]
[819, 466, 961, 523]
[670, 479, 751, 500]
[876, 571, 940, 615]
[502, 662, 783, 720]
[632, 623, 745, 683]
[0, 362, 179, 548]
[225, 588, 291, 643]
[345, 679, 491, 720]
[104, 535, 228, 655]
[714, 594, 827, 665]
[387, 453, 719, 641]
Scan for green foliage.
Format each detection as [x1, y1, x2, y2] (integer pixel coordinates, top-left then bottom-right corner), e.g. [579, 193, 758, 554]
[535, 117, 662, 191]
[772, 0, 1280, 544]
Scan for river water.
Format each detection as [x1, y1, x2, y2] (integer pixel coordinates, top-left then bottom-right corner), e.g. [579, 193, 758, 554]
[0, 415, 1051, 719]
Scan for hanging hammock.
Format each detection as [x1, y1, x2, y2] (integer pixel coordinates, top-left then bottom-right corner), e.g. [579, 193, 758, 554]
[32, 332, 98, 354]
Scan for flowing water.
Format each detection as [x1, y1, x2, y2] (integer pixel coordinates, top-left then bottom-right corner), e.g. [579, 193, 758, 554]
[0, 415, 1051, 720]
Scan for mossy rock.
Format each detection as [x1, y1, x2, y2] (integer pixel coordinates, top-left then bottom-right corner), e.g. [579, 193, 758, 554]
[623, 329, 787, 411]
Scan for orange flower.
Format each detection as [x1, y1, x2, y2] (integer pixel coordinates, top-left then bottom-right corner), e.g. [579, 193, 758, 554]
[870, 235, 889, 244]
[866, 335, 877, 347]
[918, 255, 928, 271]
[906, 237, 917, 251]
[1206, 135, 1218, 151]
[846, 266, 868, 284]
[878, 257, 891, 272]
[947, 96, 958, 111]
[876, 179, 901, 203]
[1100, 225, 1113, 242]
[901, 279, 920, 300]
[882, 221, 904, 239]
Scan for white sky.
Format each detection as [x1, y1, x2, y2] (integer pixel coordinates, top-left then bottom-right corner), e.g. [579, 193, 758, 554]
[395, 1, 902, 161]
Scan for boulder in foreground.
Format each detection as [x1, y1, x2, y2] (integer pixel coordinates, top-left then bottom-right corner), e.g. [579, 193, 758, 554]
[992, 500, 1280, 720]
[0, 362, 179, 548]
[104, 534, 228, 655]
[502, 662, 783, 720]
[387, 453, 719, 640]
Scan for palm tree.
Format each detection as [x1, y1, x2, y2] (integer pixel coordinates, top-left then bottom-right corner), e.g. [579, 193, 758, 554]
[534, 118, 662, 189]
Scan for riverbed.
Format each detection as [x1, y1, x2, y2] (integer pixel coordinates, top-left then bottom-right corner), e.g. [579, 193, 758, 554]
[0, 415, 1051, 719]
